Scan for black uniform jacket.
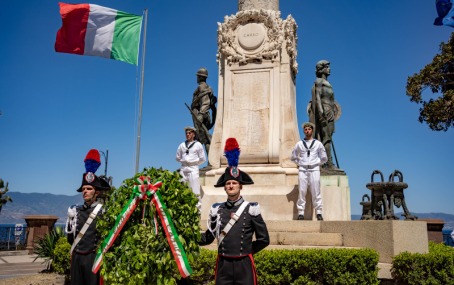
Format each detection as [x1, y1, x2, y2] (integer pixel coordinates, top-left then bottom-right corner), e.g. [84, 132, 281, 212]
[199, 197, 270, 257]
[67, 202, 101, 253]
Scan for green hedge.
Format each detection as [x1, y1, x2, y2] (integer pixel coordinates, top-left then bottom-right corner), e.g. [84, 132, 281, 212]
[52, 237, 71, 275]
[392, 241, 454, 285]
[51, 234, 454, 285]
[188, 248, 379, 285]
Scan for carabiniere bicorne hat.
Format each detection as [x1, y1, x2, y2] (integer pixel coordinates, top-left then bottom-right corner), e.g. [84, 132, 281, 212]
[77, 149, 111, 192]
[214, 138, 254, 187]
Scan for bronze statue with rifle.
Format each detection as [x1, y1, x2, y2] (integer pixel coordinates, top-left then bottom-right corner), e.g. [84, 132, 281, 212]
[187, 68, 217, 158]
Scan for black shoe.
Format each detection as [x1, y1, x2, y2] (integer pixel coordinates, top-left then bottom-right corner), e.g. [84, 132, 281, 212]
[297, 215, 305, 220]
[316, 214, 324, 221]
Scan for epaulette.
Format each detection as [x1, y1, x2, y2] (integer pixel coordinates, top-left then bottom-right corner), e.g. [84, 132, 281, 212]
[67, 205, 78, 218]
[248, 202, 261, 216]
[209, 203, 222, 218]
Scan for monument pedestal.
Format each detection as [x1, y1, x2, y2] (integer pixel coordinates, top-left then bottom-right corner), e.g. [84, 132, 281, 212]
[201, 169, 350, 221]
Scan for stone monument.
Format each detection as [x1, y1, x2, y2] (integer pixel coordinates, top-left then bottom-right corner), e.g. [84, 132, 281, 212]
[201, 0, 350, 221]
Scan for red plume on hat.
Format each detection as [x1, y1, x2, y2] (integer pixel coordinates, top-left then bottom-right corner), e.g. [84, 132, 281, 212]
[224, 138, 240, 167]
[77, 149, 110, 192]
[214, 138, 254, 187]
[84, 149, 101, 174]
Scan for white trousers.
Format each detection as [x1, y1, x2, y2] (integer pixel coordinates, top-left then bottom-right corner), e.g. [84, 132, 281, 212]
[297, 170, 323, 215]
[180, 167, 201, 210]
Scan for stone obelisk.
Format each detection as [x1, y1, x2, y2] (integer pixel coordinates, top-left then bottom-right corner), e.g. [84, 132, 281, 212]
[202, 0, 350, 221]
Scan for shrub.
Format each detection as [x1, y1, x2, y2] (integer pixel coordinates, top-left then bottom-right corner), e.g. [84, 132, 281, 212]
[33, 226, 66, 271]
[187, 248, 216, 285]
[187, 248, 379, 285]
[255, 248, 379, 285]
[53, 237, 71, 275]
[392, 241, 454, 285]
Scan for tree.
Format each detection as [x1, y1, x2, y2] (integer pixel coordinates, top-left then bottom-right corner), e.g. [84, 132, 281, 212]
[406, 32, 454, 131]
[0, 178, 13, 215]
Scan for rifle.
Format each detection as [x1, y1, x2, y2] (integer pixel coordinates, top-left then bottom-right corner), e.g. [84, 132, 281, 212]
[331, 139, 340, 169]
[184, 103, 210, 142]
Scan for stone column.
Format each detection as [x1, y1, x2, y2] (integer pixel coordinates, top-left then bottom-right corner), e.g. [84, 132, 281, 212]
[203, 2, 301, 220]
[238, 0, 279, 11]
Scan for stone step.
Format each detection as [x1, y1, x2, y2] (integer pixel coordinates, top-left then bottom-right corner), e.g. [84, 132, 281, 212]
[200, 220, 342, 246]
[269, 232, 343, 246]
[200, 232, 343, 247]
[201, 243, 358, 251]
[200, 220, 322, 233]
[266, 220, 322, 232]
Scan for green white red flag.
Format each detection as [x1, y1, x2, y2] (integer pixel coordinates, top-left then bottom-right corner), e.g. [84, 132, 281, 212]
[55, 2, 143, 65]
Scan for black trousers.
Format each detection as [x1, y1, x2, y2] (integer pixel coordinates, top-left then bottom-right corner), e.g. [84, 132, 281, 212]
[70, 252, 99, 285]
[215, 255, 257, 285]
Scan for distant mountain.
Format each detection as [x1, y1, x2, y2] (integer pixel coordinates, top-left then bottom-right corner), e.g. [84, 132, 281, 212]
[0, 192, 81, 224]
[1, 192, 453, 230]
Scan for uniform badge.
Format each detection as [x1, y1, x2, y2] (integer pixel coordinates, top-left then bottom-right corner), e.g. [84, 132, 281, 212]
[230, 166, 239, 178]
[85, 172, 95, 183]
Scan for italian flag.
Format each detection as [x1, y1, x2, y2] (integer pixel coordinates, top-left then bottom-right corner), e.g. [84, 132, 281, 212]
[55, 2, 143, 65]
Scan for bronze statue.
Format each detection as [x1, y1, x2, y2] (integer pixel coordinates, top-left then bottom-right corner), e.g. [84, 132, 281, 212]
[308, 60, 341, 170]
[188, 68, 217, 158]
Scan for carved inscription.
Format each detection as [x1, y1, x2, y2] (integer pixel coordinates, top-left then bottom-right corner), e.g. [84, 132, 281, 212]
[238, 23, 265, 50]
[230, 71, 270, 163]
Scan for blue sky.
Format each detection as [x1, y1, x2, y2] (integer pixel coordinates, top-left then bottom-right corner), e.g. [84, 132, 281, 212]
[0, 0, 453, 215]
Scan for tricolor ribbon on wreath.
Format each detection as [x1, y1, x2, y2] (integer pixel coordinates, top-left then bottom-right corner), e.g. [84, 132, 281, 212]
[92, 176, 193, 278]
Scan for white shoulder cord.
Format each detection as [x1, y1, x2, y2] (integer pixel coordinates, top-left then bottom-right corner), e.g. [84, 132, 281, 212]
[207, 204, 221, 239]
[65, 206, 78, 238]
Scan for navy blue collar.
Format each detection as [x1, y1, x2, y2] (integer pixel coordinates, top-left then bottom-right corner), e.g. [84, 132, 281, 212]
[226, 196, 244, 208]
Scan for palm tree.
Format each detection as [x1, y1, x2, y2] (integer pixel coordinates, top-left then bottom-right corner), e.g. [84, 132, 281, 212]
[0, 178, 13, 215]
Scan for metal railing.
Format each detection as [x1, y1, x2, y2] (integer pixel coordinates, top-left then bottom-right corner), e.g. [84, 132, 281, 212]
[0, 224, 27, 251]
[443, 231, 454, 246]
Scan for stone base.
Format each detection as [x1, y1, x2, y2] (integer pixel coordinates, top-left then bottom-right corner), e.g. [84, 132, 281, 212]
[321, 220, 429, 263]
[201, 168, 350, 221]
[201, 219, 429, 266]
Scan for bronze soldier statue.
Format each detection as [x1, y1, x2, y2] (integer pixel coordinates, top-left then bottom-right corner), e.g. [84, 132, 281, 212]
[189, 68, 217, 159]
[308, 60, 342, 170]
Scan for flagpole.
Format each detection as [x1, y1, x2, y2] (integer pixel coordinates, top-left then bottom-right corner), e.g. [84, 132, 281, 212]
[135, 8, 148, 173]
